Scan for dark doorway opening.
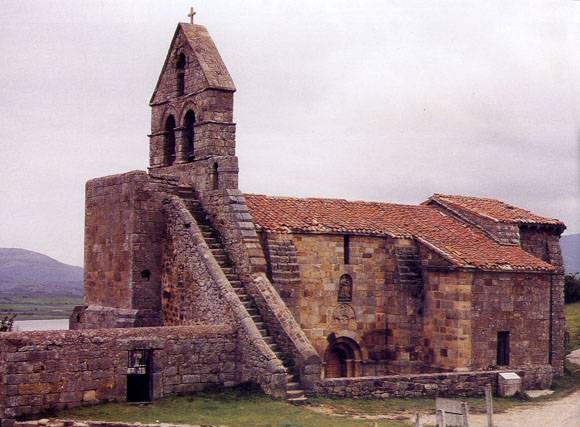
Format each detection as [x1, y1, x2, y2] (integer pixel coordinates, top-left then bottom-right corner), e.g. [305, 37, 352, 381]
[323, 337, 362, 378]
[127, 350, 151, 402]
[497, 331, 510, 366]
[325, 346, 347, 378]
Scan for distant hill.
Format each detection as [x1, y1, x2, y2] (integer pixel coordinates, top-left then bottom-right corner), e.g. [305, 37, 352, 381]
[0, 248, 83, 295]
[562, 234, 580, 275]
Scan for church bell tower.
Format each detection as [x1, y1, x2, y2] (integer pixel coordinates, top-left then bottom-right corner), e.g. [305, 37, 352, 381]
[148, 15, 238, 193]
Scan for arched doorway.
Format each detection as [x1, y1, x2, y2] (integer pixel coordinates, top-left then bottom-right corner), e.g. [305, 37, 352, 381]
[323, 337, 362, 378]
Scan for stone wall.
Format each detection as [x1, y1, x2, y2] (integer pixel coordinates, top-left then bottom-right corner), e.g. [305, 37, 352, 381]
[265, 233, 454, 376]
[471, 271, 564, 374]
[0, 326, 236, 420]
[78, 171, 170, 329]
[421, 269, 473, 371]
[312, 369, 541, 398]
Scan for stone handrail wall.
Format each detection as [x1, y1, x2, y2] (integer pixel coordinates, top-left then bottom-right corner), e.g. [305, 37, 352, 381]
[200, 189, 321, 389]
[162, 196, 287, 397]
[313, 368, 549, 398]
[0, 325, 235, 420]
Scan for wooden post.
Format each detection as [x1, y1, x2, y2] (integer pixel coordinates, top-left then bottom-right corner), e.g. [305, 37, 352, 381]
[485, 383, 494, 427]
[436, 409, 447, 427]
[415, 412, 421, 427]
[461, 402, 470, 427]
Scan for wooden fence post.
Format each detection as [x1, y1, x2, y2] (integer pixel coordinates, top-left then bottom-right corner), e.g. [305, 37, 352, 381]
[436, 409, 447, 427]
[485, 383, 494, 427]
[462, 401, 470, 427]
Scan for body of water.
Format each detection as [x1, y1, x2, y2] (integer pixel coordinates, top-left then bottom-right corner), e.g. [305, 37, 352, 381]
[13, 318, 69, 331]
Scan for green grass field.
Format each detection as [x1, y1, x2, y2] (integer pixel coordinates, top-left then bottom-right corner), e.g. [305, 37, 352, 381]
[56, 390, 411, 427]
[0, 294, 82, 320]
[566, 301, 580, 352]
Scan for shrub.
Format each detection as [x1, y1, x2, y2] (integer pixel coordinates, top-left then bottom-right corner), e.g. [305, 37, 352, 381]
[0, 313, 16, 332]
[565, 274, 580, 304]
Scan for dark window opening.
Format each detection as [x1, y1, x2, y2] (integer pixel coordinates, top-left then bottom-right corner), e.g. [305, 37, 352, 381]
[127, 350, 151, 402]
[176, 53, 186, 96]
[343, 235, 350, 264]
[164, 115, 176, 166]
[338, 274, 353, 303]
[140, 270, 151, 280]
[497, 331, 510, 366]
[184, 110, 195, 161]
[211, 162, 219, 190]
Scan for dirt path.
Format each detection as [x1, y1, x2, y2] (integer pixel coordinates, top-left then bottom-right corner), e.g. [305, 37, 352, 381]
[421, 350, 580, 427]
[420, 389, 580, 427]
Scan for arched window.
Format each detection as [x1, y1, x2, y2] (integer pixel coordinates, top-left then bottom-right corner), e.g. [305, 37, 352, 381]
[164, 115, 176, 166]
[183, 110, 195, 161]
[338, 274, 353, 303]
[211, 162, 219, 190]
[176, 53, 186, 96]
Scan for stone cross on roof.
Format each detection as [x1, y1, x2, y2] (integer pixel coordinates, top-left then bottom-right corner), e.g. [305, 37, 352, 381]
[188, 7, 196, 24]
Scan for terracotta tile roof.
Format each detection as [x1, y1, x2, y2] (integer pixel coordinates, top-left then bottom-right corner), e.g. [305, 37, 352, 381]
[245, 194, 555, 272]
[427, 194, 564, 227]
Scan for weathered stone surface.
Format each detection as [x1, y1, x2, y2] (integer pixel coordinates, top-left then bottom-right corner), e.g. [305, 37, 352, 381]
[0, 326, 237, 419]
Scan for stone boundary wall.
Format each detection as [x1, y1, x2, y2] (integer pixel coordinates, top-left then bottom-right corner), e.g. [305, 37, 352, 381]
[162, 196, 287, 397]
[0, 326, 236, 420]
[313, 368, 549, 398]
[200, 189, 322, 389]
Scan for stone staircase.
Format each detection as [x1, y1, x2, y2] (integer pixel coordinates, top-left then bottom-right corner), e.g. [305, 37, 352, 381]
[176, 188, 307, 403]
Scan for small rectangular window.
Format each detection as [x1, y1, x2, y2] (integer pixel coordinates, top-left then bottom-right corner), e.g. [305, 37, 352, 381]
[497, 331, 510, 366]
[343, 235, 350, 264]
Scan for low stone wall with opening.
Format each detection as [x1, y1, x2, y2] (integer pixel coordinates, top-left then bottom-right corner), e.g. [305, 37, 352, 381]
[312, 367, 553, 398]
[0, 325, 237, 420]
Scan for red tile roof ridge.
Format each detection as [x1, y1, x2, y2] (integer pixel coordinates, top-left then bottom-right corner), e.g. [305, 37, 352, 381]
[428, 193, 563, 226]
[244, 193, 427, 210]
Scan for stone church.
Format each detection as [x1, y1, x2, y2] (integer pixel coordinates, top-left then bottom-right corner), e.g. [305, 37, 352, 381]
[70, 20, 566, 399]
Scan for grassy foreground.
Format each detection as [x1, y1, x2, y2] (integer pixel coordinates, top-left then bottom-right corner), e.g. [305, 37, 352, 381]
[565, 301, 580, 352]
[56, 389, 410, 427]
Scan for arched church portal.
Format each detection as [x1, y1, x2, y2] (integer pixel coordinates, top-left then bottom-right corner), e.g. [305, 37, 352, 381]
[324, 337, 362, 378]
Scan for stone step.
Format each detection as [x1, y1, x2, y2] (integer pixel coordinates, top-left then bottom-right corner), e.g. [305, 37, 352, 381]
[258, 328, 268, 337]
[268, 343, 279, 352]
[286, 389, 305, 398]
[287, 396, 308, 405]
[254, 321, 265, 329]
[238, 294, 251, 302]
[286, 373, 298, 382]
[286, 382, 302, 391]
[246, 308, 258, 316]
[250, 314, 262, 322]
[262, 336, 274, 345]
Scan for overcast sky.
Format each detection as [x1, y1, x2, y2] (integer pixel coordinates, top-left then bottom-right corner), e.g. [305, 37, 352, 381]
[1, 0, 579, 266]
